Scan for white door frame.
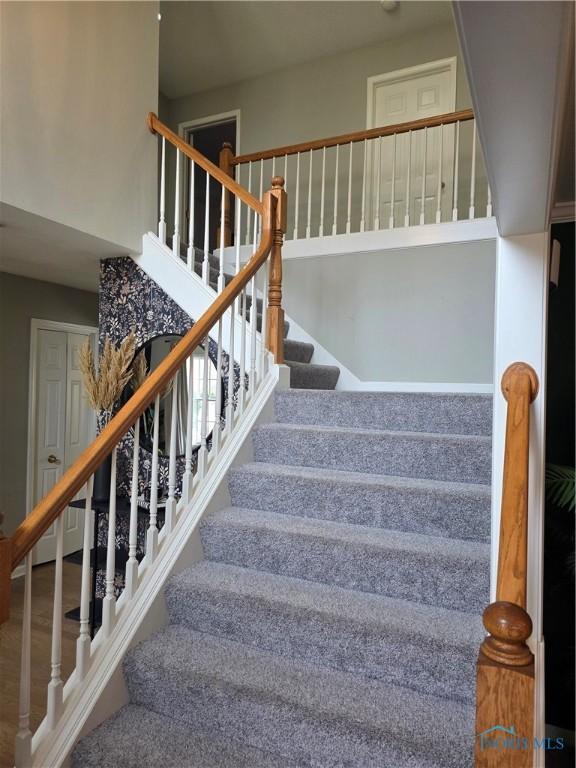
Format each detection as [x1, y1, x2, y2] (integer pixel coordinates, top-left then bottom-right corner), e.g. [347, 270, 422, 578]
[25, 319, 98, 566]
[178, 109, 241, 155]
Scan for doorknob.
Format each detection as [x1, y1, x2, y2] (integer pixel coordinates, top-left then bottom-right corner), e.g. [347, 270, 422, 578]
[47, 455, 61, 464]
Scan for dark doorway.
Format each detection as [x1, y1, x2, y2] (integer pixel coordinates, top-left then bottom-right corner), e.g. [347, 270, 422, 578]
[185, 119, 237, 255]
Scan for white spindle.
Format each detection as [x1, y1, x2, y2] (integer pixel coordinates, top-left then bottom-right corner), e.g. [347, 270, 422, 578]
[218, 184, 226, 293]
[182, 357, 195, 503]
[436, 125, 443, 224]
[234, 196, 242, 313]
[332, 144, 340, 235]
[226, 303, 235, 431]
[258, 159, 264, 236]
[165, 375, 178, 534]
[173, 149, 181, 255]
[47, 514, 64, 728]
[102, 448, 117, 638]
[346, 141, 353, 234]
[404, 131, 412, 227]
[213, 319, 223, 453]
[319, 147, 327, 236]
[389, 134, 396, 229]
[469, 123, 477, 219]
[239, 289, 247, 414]
[452, 121, 460, 222]
[374, 137, 382, 231]
[76, 475, 94, 679]
[306, 149, 313, 238]
[249, 274, 257, 396]
[159, 137, 166, 243]
[187, 160, 196, 270]
[197, 339, 209, 478]
[487, 184, 493, 218]
[14, 555, 32, 767]
[245, 162, 253, 245]
[293, 152, 301, 240]
[360, 139, 367, 232]
[124, 424, 139, 599]
[272, 156, 276, 178]
[420, 127, 428, 226]
[147, 395, 160, 560]
[203, 173, 210, 283]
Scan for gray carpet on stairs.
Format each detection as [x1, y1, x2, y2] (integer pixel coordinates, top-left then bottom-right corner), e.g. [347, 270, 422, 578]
[72, 387, 492, 768]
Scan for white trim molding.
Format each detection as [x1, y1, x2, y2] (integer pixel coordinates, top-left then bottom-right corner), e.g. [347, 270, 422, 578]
[550, 201, 575, 223]
[178, 109, 241, 154]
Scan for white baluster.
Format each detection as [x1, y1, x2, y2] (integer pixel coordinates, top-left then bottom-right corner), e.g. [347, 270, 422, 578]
[319, 147, 327, 236]
[213, 319, 223, 454]
[234, 196, 242, 313]
[165, 375, 178, 534]
[404, 131, 412, 227]
[47, 514, 64, 727]
[249, 274, 257, 396]
[360, 139, 367, 232]
[259, 260, 269, 378]
[420, 127, 428, 226]
[197, 339, 209, 478]
[346, 141, 353, 234]
[173, 149, 181, 255]
[245, 162, 252, 245]
[293, 151, 301, 240]
[102, 448, 117, 638]
[389, 134, 397, 229]
[469, 123, 477, 219]
[452, 121, 460, 222]
[187, 159, 195, 269]
[374, 137, 381, 231]
[202, 173, 210, 283]
[306, 149, 313, 238]
[218, 184, 225, 293]
[147, 395, 160, 561]
[182, 356, 195, 503]
[76, 475, 94, 679]
[258, 159, 264, 236]
[124, 423, 139, 599]
[283, 154, 288, 237]
[487, 184, 493, 218]
[14, 555, 32, 767]
[226, 303, 236, 431]
[272, 156, 276, 179]
[159, 137, 166, 243]
[436, 124, 443, 224]
[332, 144, 340, 235]
[239, 288, 247, 414]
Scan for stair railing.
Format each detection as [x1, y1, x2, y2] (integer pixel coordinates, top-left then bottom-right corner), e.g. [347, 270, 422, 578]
[219, 108, 492, 243]
[0, 113, 286, 766]
[475, 362, 539, 767]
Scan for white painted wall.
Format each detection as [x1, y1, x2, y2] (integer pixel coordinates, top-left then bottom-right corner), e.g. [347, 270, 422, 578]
[0, 1, 160, 252]
[282, 239, 496, 383]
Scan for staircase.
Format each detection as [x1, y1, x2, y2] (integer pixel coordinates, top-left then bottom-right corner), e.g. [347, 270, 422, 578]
[72, 389, 492, 768]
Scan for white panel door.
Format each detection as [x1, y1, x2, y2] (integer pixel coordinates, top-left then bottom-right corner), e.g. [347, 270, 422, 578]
[367, 58, 456, 225]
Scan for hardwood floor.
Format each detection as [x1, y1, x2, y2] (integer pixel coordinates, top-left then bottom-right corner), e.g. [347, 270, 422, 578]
[0, 561, 82, 768]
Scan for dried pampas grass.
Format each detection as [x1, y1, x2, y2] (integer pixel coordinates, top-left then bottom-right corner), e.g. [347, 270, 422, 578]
[79, 333, 137, 416]
[131, 350, 148, 390]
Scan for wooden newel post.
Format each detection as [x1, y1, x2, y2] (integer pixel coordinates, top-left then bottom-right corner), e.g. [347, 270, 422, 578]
[266, 176, 287, 363]
[218, 142, 235, 248]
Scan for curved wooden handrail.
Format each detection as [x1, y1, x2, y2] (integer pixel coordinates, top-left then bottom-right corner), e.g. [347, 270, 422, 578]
[147, 112, 263, 214]
[9, 197, 276, 570]
[231, 108, 474, 165]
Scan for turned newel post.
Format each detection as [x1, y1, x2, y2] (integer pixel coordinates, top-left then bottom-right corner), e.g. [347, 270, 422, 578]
[266, 176, 287, 363]
[218, 142, 235, 247]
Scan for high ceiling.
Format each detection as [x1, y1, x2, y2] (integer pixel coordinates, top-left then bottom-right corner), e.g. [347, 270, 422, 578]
[159, 1, 454, 99]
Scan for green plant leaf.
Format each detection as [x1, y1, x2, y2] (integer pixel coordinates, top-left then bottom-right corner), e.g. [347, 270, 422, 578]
[546, 464, 576, 511]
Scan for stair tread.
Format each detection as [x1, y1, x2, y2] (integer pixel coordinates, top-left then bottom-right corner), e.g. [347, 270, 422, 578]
[125, 625, 474, 765]
[285, 360, 340, 373]
[169, 561, 485, 648]
[72, 704, 292, 768]
[202, 506, 490, 562]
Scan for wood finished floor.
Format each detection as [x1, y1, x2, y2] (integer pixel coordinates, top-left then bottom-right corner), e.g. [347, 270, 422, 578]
[0, 561, 82, 768]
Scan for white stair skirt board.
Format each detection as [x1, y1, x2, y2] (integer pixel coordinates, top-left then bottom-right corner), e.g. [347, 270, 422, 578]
[29, 365, 283, 768]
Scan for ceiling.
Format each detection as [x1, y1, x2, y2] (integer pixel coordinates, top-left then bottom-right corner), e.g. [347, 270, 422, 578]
[159, 1, 453, 99]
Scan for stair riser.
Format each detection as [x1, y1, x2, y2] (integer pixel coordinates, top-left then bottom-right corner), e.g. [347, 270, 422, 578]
[124, 661, 470, 768]
[274, 391, 493, 436]
[283, 340, 314, 364]
[165, 583, 478, 703]
[286, 362, 340, 389]
[228, 468, 491, 541]
[252, 427, 492, 484]
[200, 522, 489, 613]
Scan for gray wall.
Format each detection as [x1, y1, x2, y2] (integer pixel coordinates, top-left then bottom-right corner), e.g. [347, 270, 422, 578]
[0, 1, 160, 252]
[283, 240, 496, 383]
[0, 273, 99, 536]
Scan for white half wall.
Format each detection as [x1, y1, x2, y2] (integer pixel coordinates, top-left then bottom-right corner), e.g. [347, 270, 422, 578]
[282, 239, 496, 384]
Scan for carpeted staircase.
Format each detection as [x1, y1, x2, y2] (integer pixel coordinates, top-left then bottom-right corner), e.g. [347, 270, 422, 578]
[73, 388, 492, 767]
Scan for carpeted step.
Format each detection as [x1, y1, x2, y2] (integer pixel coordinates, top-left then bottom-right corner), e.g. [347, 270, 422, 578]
[71, 704, 292, 768]
[275, 390, 492, 436]
[165, 561, 484, 703]
[228, 462, 491, 541]
[124, 626, 475, 768]
[286, 360, 340, 389]
[200, 508, 489, 613]
[252, 422, 492, 484]
[283, 339, 314, 364]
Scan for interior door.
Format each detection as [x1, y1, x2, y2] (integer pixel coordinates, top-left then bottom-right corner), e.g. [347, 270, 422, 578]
[367, 59, 456, 225]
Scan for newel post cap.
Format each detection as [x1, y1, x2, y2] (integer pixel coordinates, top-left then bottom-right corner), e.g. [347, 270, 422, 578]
[501, 362, 539, 402]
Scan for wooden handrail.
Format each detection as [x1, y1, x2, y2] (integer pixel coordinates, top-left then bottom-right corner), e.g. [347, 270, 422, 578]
[8, 196, 276, 573]
[147, 113, 263, 215]
[475, 362, 539, 768]
[231, 108, 474, 165]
